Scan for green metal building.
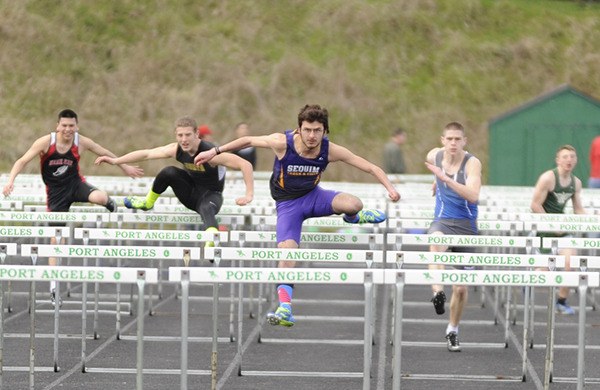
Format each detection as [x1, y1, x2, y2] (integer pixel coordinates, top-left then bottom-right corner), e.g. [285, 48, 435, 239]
[488, 84, 600, 186]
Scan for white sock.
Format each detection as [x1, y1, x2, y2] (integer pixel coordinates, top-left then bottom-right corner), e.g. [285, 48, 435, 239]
[446, 324, 458, 335]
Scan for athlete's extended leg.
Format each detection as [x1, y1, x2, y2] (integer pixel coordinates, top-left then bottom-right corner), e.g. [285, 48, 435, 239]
[88, 189, 117, 212]
[332, 192, 386, 224]
[46, 192, 72, 307]
[195, 191, 223, 247]
[125, 166, 192, 210]
[446, 284, 467, 352]
[73, 181, 116, 212]
[266, 239, 298, 327]
[266, 196, 305, 327]
[428, 231, 449, 315]
[556, 248, 575, 315]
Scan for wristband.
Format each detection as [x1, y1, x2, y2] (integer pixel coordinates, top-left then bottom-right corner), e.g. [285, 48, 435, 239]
[215, 146, 221, 155]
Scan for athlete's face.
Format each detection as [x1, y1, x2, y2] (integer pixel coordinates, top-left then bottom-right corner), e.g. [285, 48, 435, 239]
[55, 118, 78, 141]
[298, 120, 325, 150]
[441, 129, 466, 155]
[175, 126, 199, 153]
[556, 148, 577, 172]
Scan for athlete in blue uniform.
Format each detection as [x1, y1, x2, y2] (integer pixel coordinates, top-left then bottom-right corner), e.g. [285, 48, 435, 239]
[3, 109, 143, 305]
[425, 121, 482, 352]
[195, 104, 401, 327]
[95, 116, 254, 246]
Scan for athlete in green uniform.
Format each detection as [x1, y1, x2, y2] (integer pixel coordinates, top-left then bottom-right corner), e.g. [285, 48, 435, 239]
[531, 145, 585, 315]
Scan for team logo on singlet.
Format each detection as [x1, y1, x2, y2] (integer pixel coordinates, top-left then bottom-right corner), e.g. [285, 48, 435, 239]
[48, 159, 73, 166]
[52, 166, 69, 177]
[286, 165, 321, 176]
[183, 162, 205, 172]
[553, 191, 572, 206]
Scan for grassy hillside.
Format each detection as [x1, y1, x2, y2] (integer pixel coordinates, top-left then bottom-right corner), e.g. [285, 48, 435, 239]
[1, 0, 600, 183]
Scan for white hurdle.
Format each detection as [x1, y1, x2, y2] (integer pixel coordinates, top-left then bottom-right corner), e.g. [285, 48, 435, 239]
[541, 236, 600, 387]
[169, 267, 383, 390]
[204, 246, 382, 363]
[386, 250, 566, 384]
[0, 225, 71, 316]
[387, 232, 540, 318]
[72, 227, 220, 339]
[20, 243, 195, 378]
[389, 269, 599, 390]
[229, 230, 384, 250]
[387, 233, 539, 252]
[0, 201, 22, 211]
[109, 212, 246, 230]
[224, 230, 385, 347]
[0, 264, 157, 390]
[386, 233, 543, 379]
[0, 211, 110, 225]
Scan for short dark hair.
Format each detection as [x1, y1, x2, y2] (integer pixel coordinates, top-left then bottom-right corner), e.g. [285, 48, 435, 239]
[393, 128, 406, 136]
[443, 121, 465, 135]
[298, 104, 329, 133]
[58, 109, 78, 123]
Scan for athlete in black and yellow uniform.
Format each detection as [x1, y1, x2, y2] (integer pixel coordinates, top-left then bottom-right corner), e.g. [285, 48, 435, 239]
[95, 116, 254, 246]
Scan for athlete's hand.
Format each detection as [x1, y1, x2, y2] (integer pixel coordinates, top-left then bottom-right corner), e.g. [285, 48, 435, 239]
[95, 156, 117, 165]
[194, 149, 217, 165]
[388, 188, 400, 202]
[425, 162, 449, 183]
[235, 195, 253, 206]
[2, 183, 13, 197]
[122, 164, 144, 178]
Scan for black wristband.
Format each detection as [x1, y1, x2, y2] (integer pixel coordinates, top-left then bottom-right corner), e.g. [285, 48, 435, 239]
[215, 146, 221, 155]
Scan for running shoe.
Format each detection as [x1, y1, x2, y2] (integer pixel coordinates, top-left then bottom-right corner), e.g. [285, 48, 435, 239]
[431, 290, 446, 315]
[556, 302, 575, 315]
[105, 197, 117, 212]
[50, 290, 63, 308]
[446, 331, 461, 352]
[123, 196, 152, 211]
[204, 227, 219, 248]
[343, 209, 387, 224]
[266, 303, 295, 327]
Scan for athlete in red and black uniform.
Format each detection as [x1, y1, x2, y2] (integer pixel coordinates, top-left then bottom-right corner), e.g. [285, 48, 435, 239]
[3, 109, 143, 304]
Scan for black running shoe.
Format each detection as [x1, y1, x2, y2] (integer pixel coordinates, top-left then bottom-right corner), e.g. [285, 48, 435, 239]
[446, 331, 461, 352]
[50, 290, 63, 308]
[431, 291, 446, 315]
[105, 197, 117, 212]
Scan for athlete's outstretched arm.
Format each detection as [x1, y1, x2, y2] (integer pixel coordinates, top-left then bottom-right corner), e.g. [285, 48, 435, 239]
[328, 143, 400, 202]
[208, 153, 254, 205]
[81, 136, 144, 178]
[2, 136, 49, 197]
[194, 133, 287, 165]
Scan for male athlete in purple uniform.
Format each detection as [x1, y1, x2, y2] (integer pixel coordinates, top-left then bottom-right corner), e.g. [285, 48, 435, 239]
[3, 109, 142, 305]
[425, 121, 482, 351]
[195, 104, 400, 326]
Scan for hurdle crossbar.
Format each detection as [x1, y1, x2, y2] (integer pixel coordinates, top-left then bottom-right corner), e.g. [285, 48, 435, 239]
[0, 265, 157, 390]
[169, 267, 382, 390]
[388, 269, 599, 390]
